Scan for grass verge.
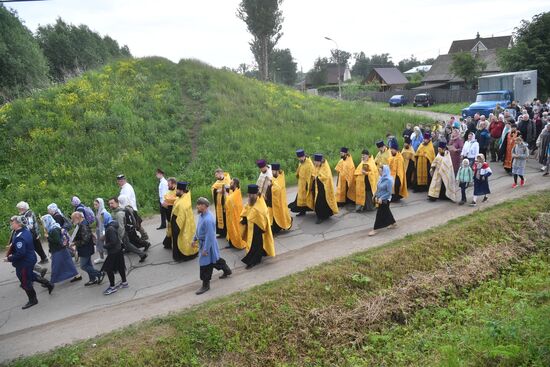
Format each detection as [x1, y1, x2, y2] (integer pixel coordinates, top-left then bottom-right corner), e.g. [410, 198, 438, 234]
[6, 192, 549, 367]
[420, 102, 467, 116]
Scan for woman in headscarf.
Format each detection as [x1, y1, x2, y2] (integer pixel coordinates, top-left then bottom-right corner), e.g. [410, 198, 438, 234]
[41, 214, 81, 284]
[368, 165, 397, 236]
[471, 154, 492, 207]
[410, 126, 423, 151]
[93, 198, 112, 264]
[47, 203, 71, 249]
[447, 126, 464, 174]
[101, 214, 127, 295]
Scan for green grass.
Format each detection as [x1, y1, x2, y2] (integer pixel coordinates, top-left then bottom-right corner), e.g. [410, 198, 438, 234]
[420, 102, 467, 115]
[6, 191, 550, 367]
[0, 57, 433, 244]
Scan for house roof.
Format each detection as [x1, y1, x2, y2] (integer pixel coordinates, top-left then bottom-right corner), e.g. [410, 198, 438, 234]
[448, 35, 512, 53]
[421, 49, 501, 83]
[404, 65, 432, 74]
[368, 67, 408, 85]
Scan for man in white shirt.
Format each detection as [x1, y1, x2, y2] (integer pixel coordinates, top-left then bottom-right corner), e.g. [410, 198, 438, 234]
[156, 168, 169, 230]
[117, 174, 149, 240]
[461, 132, 480, 166]
[255, 159, 273, 197]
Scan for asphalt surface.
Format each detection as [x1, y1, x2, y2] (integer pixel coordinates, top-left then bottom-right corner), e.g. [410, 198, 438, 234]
[0, 148, 548, 362]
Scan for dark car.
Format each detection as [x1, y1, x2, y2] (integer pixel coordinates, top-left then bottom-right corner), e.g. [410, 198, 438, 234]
[388, 95, 407, 107]
[413, 93, 435, 107]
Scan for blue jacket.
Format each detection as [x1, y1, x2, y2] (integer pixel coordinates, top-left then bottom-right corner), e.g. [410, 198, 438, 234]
[8, 227, 37, 268]
[476, 129, 491, 149]
[194, 211, 220, 266]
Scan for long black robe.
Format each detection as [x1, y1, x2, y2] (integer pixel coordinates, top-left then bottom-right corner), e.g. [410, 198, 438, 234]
[313, 178, 334, 220]
[171, 214, 198, 262]
[241, 224, 266, 267]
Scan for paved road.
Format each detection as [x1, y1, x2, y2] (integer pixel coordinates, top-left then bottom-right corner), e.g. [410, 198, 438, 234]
[0, 159, 548, 363]
[384, 105, 456, 122]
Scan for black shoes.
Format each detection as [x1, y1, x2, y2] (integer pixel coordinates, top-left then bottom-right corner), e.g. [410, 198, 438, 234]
[156, 226, 166, 230]
[296, 212, 306, 217]
[84, 280, 98, 286]
[39, 258, 49, 264]
[70, 276, 82, 283]
[195, 281, 210, 295]
[139, 254, 148, 263]
[22, 299, 38, 310]
[219, 269, 232, 279]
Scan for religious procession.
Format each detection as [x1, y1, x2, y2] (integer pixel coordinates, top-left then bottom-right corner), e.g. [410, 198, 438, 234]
[5, 107, 550, 310]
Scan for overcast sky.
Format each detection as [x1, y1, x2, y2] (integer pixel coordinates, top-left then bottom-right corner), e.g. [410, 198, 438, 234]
[7, 0, 548, 71]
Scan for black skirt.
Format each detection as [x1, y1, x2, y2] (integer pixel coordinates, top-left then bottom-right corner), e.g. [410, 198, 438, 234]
[241, 224, 267, 267]
[314, 178, 334, 220]
[171, 215, 199, 262]
[374, 201, 396, 230]
[101, 251, 126, 274]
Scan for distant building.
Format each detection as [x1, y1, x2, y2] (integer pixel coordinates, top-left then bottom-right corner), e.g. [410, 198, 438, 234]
[421, 33, 512, 90]
[365, 67, 408, 91]
[325, 63, 351, 85]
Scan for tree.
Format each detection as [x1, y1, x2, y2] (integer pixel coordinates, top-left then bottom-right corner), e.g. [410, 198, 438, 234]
[307, 57, 329, 87]
[351, 52, 393, 80]
[330, 49, 352, 67]
[237, 0, 284, 81]
[0, 5, 49, 102]
[36, 18, 132, 81]
[270, 48, 297, 85]
[450, 52, 487, 88]
[499, 12, 550, 95]
[397, 54, 420, 72]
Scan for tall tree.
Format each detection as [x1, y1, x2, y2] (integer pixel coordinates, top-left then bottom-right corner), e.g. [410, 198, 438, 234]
[330, 49, 352, 67]
[270, 48, 297, 85]
[237, 0, 284, 81]
[307, 57, 329, 87]
[397, 54, 420, 72]
[0, 4, 49, 102]
[351, 52, 393, 80]
[499, 12, 550, 95]
[450, 52, 487, 88]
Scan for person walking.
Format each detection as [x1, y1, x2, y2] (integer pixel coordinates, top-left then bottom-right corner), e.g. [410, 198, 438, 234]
[93, 198, 111, 264]
[101, 216, 127, 295]
[368, 165, 397, 236]
[16, 202, 48, 264]
[488, 115, 505, 162]
[117, 174, 148, 241]
[41, 214, 81, 284]
[193, 197, 232, 295]
[4, 216, 53, 309]
[71, 212, 105, 286]
[156, 168, 168, 230]
[108, 197, 148, 263]
[511, 136, 529, 188]
[456, 159, 474, 205]
[471, 154, 492, 206]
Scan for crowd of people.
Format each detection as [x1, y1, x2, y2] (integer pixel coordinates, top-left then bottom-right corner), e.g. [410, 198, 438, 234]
[4, 98, 550, 310]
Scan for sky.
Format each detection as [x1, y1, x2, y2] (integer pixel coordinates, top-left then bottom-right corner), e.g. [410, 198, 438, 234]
[6, 0, 549, 71]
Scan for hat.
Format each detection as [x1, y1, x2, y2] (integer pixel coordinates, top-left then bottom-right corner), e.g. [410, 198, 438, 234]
[340, 147, 348, 153]
[176, 181, 189, 191]
[256, 159, 267, 168]
[453, 121, 460, 128]
[313, 153, 323, 162]
[361, 149, 370, 155]
[423, 132, 431, 140]
[438, 141, 447, 149]
[196, 197, 210, 207]
[295, 149, 305, 157]
[116, 174, 125, 180]
[389, 139, 399, 150]
[375, 140, 385, 148]
[271, 163, 280, 171]
[247, 184, 259, 194]
[404, 136, 412, 144]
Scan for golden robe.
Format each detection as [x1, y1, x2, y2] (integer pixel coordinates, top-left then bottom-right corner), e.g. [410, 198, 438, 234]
[295, 157, 314, 209]
[414, 142, 435, 186]
[240, 197, 275, 257]
[171, 193, 198, 260]
[312, 161, 339, 215]
[334, 155, 356, 204]
[269, 171, 292, 230]
[401, 146, 416, 174]
[388, 152, 408, 198]
[211, 173, 231, 234]
[375, 148, 391, 169]
[428, 152, 460, 202]
[225, 188, 247, 249]
[354, 157, 379, 206]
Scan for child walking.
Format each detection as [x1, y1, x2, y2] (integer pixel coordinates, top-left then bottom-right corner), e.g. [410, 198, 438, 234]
[511, 136, 529, 188]
[471, 154, 492, 206]
[456, 158, 473, 205]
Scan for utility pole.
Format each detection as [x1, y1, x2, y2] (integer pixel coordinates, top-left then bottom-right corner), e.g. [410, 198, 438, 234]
[324, 36, 342, 100]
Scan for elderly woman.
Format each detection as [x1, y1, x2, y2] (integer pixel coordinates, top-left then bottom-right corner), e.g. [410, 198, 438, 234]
[93, 198, 111, 264]
[447, 127, 464, 174]
[41, 214, 81, 284]
[410, 126, 423, 151]
[368, 165, 397, 236]
[71, 211, 104, 286]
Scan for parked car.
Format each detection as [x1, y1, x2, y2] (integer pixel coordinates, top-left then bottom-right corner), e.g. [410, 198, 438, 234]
[388, 95, 407, 107]
[413, 93, 435, 107]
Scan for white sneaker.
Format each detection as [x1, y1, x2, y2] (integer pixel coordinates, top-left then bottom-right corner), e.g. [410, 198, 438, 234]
[541, 166, 547, 172]
[94, 258, 105, 264]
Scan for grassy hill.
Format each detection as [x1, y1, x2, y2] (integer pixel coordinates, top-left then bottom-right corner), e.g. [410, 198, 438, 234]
[7, 193, 550, 366]
[0, 57, 428, 243]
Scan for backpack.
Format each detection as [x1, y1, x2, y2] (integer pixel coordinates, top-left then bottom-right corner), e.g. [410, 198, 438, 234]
[79, 205, 96, 225]
[61, 215, 73, 231]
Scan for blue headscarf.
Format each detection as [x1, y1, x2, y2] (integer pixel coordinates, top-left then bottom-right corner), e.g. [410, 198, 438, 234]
[378, 165, 394, 187]
[104, 213, 114, 227]
[47, 203, 63, 217]
[41, 214, 61, 233]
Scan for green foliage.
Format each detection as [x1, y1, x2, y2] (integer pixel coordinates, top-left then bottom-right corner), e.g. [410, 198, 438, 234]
[306, 57, 329, 87]
[0, 57, 428, 245]
[421, 103, 467, 115]
[0, 5, 49, 103]
[270, 48, 297, 85]
[449, 52, 487, 88]
[36, 18, 132, 82]
[499, 12, 550, 96]
[237, 0, 284, 81]
[351, 52, 394, 80]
